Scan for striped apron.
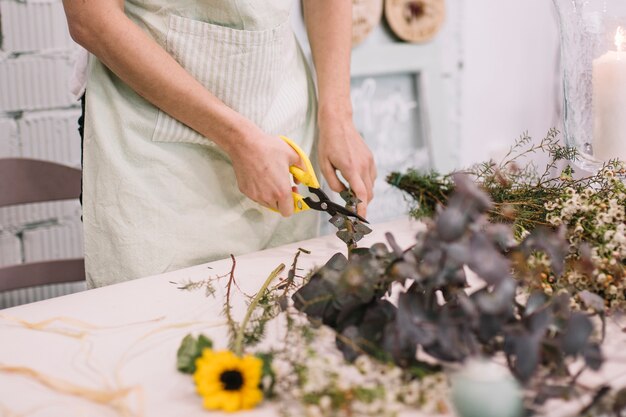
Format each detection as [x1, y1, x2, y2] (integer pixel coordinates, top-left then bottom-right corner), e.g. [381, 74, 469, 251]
[82, 0, 319, 287]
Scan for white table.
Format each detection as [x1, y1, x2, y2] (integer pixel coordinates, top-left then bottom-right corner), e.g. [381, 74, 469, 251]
[0, 217, 624, 417]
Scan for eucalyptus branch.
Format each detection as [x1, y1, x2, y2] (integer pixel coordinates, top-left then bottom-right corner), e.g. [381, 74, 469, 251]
[346, 219, 357, 255]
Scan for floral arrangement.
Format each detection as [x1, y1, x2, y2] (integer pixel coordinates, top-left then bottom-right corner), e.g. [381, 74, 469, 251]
[543, 173, 625, 309]
[388, 129, 626, 310]
[261, 316, 449, 417]
[293, 174, 607, 413]
[174, 254, 448, 416]
[174, 173, 613, 416]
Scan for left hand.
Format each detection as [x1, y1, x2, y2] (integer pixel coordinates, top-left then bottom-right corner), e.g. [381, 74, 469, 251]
[317, 110, 377, 218]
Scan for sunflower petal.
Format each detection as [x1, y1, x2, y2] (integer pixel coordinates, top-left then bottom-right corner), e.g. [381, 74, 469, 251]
[194, 349, 264, 412]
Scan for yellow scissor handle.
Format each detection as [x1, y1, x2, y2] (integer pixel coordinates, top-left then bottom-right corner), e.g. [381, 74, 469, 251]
[267, 136, 320, 214]
[280, 136, 320, 189]
[291, 192, 311, 214]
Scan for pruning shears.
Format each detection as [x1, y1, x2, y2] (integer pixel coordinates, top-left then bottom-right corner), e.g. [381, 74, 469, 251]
[279, 136, 369, 224]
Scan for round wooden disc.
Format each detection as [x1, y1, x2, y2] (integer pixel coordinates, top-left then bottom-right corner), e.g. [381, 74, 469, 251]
[385, 0, 446, 43]
[352, 0, 384, 46]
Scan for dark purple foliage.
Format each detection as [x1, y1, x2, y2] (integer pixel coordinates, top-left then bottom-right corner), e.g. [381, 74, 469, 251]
[293, 174, 605, 406]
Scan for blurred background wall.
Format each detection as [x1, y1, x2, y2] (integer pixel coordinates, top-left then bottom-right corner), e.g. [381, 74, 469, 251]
[0, 0, 84, 306]
[461, 0, 562, 164]
[0, 0, 562, 304]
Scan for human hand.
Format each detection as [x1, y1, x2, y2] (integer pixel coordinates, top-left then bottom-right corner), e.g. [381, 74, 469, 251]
[226, 126, 301, 217]
[318, 112, 377, 218]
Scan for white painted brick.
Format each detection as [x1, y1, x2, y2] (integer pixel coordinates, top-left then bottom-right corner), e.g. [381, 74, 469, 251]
[22, 219, 83, 263]
[18, 109, 82, 167]
[0, 200, 81, 232]
[0, 231, 21, 267]
[0, 0, 75, 53]
[0, 116, 19, 157]
[0, 54, 75, 112]
[0, 281, 87, 309]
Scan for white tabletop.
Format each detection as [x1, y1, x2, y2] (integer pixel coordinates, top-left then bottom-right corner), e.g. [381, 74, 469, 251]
[0, 217, 624, 417]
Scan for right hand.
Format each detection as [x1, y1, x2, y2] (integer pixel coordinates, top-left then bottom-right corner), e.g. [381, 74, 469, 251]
[226, 127, 301, 217]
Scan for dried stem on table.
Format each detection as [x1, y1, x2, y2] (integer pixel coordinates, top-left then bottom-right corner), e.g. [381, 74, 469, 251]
[275, 248, 311, 301]
[234, 264, 285, 357]
[224, 254, 238, 348]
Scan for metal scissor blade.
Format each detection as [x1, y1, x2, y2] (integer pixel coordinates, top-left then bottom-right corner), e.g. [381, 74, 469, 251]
[331, 203, 369, 224]
[304, 187, 370, 224]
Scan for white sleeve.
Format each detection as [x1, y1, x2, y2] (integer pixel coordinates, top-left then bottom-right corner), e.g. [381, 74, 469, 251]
[70, 46, 90, 99]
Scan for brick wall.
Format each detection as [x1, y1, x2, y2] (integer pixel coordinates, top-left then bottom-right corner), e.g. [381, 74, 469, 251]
[0, 0, 85, 308]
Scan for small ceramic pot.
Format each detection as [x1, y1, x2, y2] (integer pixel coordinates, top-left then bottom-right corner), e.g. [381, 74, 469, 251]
[450, 359, 524, 417]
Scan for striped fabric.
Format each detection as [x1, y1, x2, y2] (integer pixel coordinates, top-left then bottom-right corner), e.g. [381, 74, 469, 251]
[151, 14, 308, 146]
[0, 281, 86, 310]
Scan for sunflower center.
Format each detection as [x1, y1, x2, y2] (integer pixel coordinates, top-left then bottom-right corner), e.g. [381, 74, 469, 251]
[220, 370, 244, 391]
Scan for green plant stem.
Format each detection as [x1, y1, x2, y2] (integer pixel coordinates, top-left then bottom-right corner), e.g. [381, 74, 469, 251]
[234, 263, 285, 356]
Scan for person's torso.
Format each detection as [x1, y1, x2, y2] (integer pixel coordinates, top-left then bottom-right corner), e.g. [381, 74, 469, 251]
[126, 0, 294, 36]
[81, 0, 320, 286]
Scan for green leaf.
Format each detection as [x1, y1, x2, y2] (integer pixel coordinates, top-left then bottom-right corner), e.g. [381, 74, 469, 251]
[197, 334, 213, 351]
[176, 334, 213, 374]
[256, 352, 276, 397]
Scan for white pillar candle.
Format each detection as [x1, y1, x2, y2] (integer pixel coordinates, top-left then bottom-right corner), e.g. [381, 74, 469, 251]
[593, 27, 626, 162]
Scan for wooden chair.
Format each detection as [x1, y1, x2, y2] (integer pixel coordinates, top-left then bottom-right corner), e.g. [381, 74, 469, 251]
[0, 158, 85, 293]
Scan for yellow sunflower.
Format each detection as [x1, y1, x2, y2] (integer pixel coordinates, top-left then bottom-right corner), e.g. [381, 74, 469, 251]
[193, 349, 263, 412]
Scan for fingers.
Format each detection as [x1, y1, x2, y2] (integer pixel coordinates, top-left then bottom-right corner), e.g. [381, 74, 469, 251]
[241, 181, 294, 217]
[269, 138, 301, 216]
[265, 188, 298, 215]
[321, 159, 346, 193]
[231, 134, 304, 218]
[276, 188, 295, 217]
[280, 138, 305, 185]
[281, 138, 302, 168]
[346, 154, 375, 202]
[320, 154, 375, 219]
[344, 154, 376, 218]
[361, 152, 376, 203]
[362, 163, 375, 203]
[369, 154, 377, 190]
[344, 171, 369, 218]
[258, 191, 293, 217]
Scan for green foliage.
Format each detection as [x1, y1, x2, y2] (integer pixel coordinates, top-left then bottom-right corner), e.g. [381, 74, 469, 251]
[387, 170, 453, 219]
[172, 278, 216, 298]
[176, 334, 213, 374]
[388, 129, 622, 238]
[256, 352, 277, 398]
[388, 130, 626, 310]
